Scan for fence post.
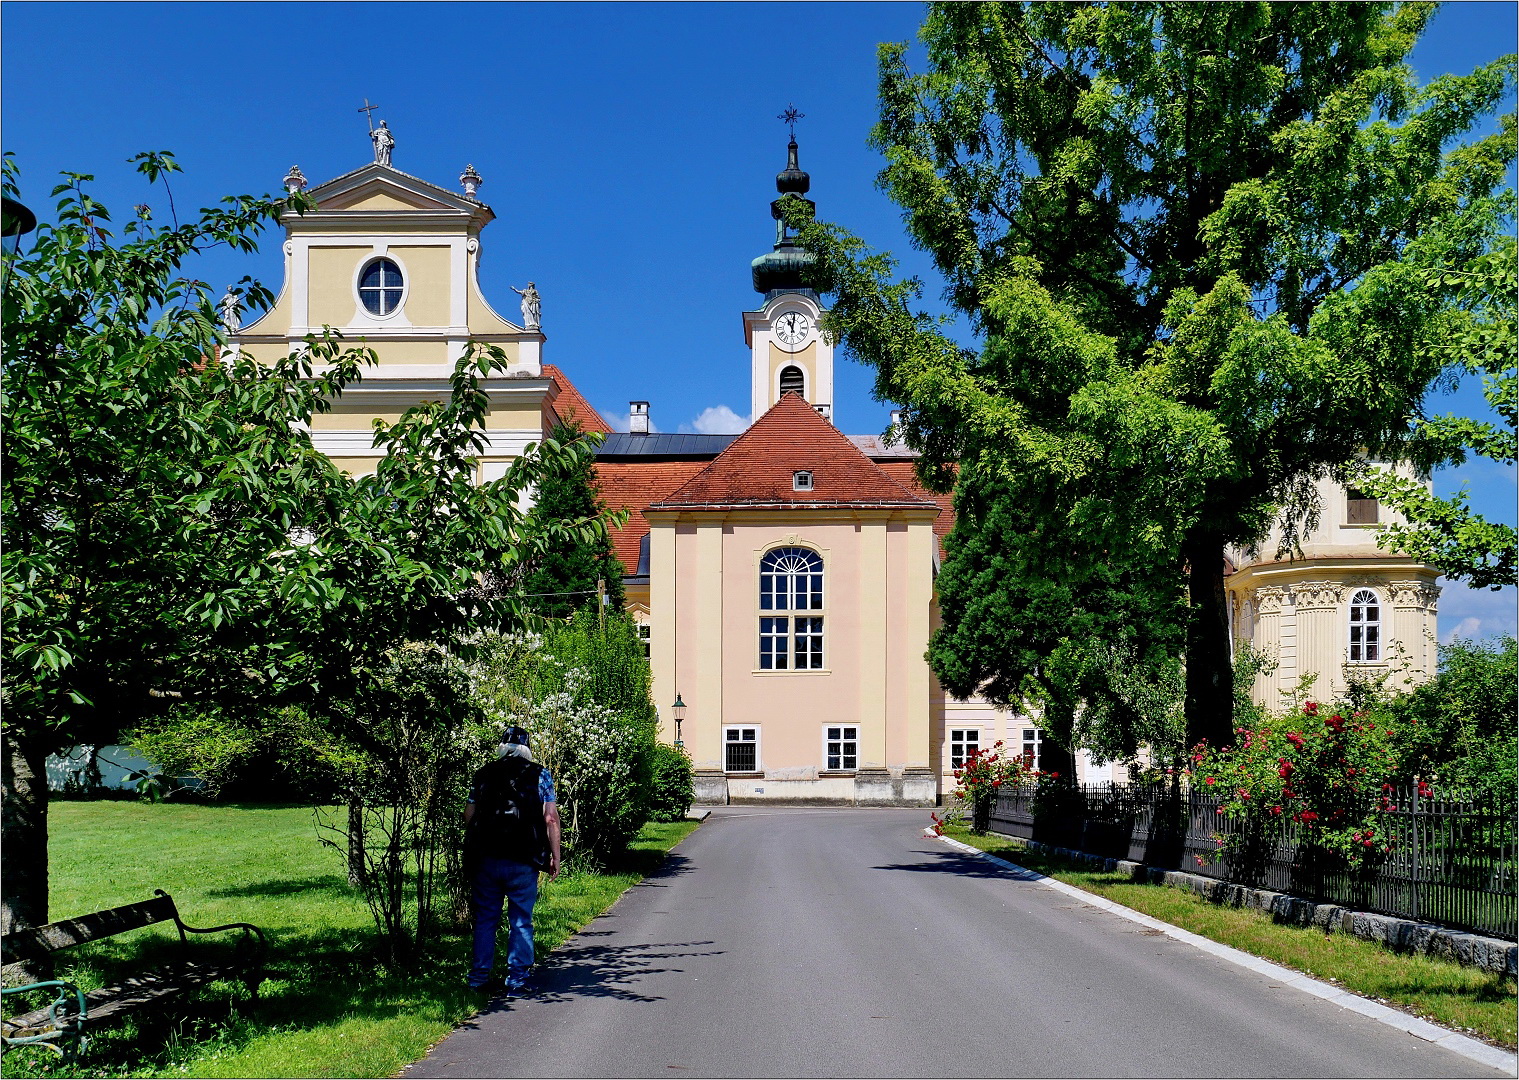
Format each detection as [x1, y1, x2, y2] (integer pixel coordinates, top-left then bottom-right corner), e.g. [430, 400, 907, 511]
[1410, 781, 1420, 923]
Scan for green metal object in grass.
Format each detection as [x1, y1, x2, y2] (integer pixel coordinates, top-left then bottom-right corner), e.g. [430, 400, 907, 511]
[1, 979, 88, 1060]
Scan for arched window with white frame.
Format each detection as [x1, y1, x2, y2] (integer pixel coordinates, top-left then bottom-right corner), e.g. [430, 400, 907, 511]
[758, 546, 824, 670]
[1348, 589, 1381, 662]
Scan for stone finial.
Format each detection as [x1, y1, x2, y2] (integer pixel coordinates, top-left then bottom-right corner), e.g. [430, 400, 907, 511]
[460, 163, 483, 200]
[283, 165, 307, 194]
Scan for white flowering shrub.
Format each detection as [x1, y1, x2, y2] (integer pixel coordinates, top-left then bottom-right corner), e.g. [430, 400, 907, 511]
[472, 612, 658, 866]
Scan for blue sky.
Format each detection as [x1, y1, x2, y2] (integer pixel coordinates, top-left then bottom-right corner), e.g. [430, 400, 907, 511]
[4, 1, 1513, 640]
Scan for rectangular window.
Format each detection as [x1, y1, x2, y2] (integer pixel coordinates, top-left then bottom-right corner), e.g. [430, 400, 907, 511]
[759, 616, 789, 669]
[950, 729, 980, 769]
[1346, 488, 1379, 524]
[637, 622, 651, 659]
[1022, 727, 1042, 771]
[825, 726, 858, 771]
[794, 616, 824, 669]
[725, 727, 758, 773]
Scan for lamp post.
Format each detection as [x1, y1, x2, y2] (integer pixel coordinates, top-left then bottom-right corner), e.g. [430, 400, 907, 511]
[671, 694, 686, 748]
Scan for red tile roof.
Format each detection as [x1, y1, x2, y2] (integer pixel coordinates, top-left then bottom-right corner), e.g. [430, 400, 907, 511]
[543, 364, 612, 434]
[876, 460, 955, 555]
[652, 393, 940, 510]
[595, 459, 712, 571]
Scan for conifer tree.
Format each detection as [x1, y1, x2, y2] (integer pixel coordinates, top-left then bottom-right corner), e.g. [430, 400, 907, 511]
[521, 423, 626, 619]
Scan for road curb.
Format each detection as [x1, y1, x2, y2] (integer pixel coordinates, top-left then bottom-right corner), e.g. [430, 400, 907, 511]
[938, 834, 1518, 1077]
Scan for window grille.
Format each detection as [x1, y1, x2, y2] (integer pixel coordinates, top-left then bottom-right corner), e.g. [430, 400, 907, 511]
[725, 727, 758, 773]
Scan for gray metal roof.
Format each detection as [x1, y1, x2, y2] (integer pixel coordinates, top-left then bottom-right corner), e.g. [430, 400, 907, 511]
[847, 435, 919, 460]
[596, 433, 738, 458]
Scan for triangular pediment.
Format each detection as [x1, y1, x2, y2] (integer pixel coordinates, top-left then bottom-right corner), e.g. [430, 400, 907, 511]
[653, 392, 937, 510]
[305, 163, 492, 218]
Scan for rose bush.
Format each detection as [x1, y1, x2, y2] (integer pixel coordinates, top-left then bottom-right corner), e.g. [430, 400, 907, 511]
[952, 741, 1034, 834]
[1193, 700, 1410, 881]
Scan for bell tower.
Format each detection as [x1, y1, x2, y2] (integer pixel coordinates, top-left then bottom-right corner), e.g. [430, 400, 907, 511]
[743, 124, 833, 423]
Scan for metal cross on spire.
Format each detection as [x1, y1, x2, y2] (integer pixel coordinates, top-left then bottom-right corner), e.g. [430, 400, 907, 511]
[778, 104, 805, 140]
[358, 99, 379, 133]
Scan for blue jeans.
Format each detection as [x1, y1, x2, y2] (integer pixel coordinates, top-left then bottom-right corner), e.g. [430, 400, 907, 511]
[469, 856, 539, 987]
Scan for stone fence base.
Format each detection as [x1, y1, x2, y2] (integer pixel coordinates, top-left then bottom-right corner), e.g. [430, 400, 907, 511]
[989, 831, 1517, 979]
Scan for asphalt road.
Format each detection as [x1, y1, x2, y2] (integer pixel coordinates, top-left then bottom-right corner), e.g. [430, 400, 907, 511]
[407, 807, 1509, 1078]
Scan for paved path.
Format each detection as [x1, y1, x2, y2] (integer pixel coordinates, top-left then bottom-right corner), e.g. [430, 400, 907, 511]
[408, 807, 1510, 1078]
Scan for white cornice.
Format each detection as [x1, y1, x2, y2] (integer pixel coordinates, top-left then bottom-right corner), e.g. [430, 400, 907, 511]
[310, 429, 540, 456]
[327, 377, 552, 398]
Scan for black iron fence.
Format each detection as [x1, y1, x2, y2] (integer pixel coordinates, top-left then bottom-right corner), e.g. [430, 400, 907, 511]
[988, 782, 1518, 941]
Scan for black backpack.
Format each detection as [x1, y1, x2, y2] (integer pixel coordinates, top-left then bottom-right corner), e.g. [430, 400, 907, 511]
[467, 756, 548, 868]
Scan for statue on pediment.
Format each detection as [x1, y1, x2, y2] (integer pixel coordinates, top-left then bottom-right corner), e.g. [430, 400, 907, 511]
[371, 121, 395, 167]
[512, 282, 541, 329]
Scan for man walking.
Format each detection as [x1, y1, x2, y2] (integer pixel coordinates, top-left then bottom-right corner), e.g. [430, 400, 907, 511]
[464, 726, 561, 996]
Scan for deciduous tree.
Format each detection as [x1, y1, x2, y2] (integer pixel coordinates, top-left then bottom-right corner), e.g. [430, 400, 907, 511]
[1, 154, 612, 937]
[791, 2, 1515, 752]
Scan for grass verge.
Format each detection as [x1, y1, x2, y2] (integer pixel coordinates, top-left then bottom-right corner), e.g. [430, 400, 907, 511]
[944, 824, 1517, 1050]
[3, 802, 699, 1078]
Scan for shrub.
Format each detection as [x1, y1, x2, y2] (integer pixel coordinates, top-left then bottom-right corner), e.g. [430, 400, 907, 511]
[472, 611, 658, 867]
[646, 743, 695, 823]
[1193, 700, 1407, 882]
[1385, 635, 1517, 808]
[952, 741, 1032, 834]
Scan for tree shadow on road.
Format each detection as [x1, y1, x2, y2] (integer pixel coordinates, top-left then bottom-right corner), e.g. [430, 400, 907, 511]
[873, 849, 1044, 882]
[463, 938, 725, 1019]
[624, 853, 696, 888]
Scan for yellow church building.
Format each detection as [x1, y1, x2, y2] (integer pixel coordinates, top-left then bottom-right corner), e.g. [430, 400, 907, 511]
[232, 127, 1442, 805]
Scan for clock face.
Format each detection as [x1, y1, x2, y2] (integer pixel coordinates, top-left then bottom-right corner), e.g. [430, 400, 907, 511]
[775, 311, 811, 347]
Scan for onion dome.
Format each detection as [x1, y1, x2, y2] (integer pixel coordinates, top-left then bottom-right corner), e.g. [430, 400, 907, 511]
[751, 138, 818, 297]
[775, 138, 810, 196]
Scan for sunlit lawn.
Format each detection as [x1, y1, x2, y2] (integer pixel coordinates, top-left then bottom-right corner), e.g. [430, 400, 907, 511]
[947, 824, 1517, 1049]
[3, 802, 698, 1078]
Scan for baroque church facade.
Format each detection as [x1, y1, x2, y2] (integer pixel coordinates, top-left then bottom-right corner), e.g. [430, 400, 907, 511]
[231, 129, 1441, 805]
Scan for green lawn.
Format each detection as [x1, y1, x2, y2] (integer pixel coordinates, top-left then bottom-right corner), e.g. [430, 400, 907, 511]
[3, 802, 699, 1078]
[946, 825, 1518, 1049]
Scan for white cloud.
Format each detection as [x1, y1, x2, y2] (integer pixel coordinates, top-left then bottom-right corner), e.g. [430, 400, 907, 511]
[600, 405, 658, 434]
[682, 405, 749, 435]
[1437, 579, 1517, 643]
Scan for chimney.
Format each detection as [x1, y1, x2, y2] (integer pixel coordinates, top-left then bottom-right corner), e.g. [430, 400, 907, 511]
[890, 409, 903, 427]
[629, 401, 650, 435]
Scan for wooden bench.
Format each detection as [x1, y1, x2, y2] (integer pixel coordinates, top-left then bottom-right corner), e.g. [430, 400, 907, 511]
[1, 889, 266, 1059]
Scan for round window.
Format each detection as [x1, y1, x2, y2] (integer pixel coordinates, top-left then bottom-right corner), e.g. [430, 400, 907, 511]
[358, 258, 404, 316]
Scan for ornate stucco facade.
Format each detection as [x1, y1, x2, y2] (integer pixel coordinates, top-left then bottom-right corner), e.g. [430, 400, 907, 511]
[229, 158, 567, 481]
[1227, 472, 1441, 708]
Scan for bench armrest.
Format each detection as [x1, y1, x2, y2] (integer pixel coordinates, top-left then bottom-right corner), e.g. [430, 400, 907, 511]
[153, 891, 268, 963]
[2, 978, 87, 1057]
